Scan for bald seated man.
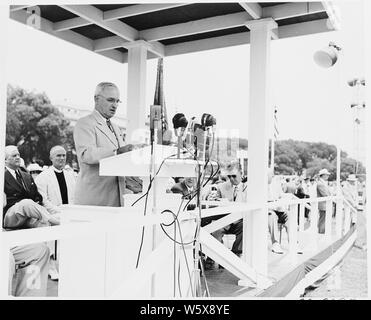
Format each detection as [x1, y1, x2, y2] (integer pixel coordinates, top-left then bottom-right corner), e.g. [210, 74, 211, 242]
[35, 145, 76, 215]
[3, 145, 59, 229]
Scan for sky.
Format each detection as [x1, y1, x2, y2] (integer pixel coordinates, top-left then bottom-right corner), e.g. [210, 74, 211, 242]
[4, 0, 366, 159]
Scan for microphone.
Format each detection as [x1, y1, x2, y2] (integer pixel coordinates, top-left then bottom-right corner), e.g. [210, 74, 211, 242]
[172, 113, 188, 158]
[201, 113, 216, 162]
[172, 113, 188, 138]
[201, 113, 216, 130]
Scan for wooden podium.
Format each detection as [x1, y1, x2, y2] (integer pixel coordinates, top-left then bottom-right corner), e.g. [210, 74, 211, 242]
[58, 145, 198, 298]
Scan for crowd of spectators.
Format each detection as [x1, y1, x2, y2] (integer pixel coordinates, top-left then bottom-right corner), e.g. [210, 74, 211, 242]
[166, 162, 366, 268]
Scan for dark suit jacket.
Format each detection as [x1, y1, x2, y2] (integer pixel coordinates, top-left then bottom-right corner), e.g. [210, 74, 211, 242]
[171, 181, 191, 198]
[3, 167, 43, 219]
[125, 176, 143, 194]
[171, 181, 194, 200]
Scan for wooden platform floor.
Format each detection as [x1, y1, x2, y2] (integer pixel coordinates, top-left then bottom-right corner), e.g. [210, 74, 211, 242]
[202, 222, 352, 297]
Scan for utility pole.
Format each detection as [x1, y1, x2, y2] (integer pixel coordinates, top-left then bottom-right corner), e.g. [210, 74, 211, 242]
[348, 77, 366, 175]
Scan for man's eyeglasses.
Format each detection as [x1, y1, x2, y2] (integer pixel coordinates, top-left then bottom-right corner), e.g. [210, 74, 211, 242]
[97, 94, 122, 104]
[228, 175, 237, 178]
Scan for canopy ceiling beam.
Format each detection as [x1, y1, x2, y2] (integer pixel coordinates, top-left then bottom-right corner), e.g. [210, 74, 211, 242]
[94, 37, 164, 59]
[93, 35, 129, 52]
[262, 2, 324, 20]
[99, 49, 127, 64]
[59, 4, 139, 41]
[278, 18, 332, 38]
[10, 9, 125, 64]
[103, 3, 192, 21]
[123, 40, 165, 58]
[238, 2, 262, 19]
[140, 12, 251, 42]
[9, 5, 31, 12]
[54, 16, 91, 32]
[164, 18, 333, 57]
[165, 32, 251, 57]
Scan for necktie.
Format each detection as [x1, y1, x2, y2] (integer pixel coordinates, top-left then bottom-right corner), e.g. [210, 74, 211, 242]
[233, 185, 238, 202]
[106, 119, 114, 133]
[106, 119, 120, 146]
[15, 170, 26, 191]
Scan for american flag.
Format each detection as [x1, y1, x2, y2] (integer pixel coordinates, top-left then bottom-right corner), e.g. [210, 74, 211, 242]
[153, 58, 169, 143]
[273, 107, 279, 140]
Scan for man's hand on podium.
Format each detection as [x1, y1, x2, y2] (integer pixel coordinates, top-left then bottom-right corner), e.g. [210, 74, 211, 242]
[116, 143, 147, 155]
[117, 144, 134, 154]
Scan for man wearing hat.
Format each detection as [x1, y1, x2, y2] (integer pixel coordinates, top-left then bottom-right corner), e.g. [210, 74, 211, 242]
[27, 163, 43, 180]
[317, 168, 332, 233]
[342, 174, 358, 210]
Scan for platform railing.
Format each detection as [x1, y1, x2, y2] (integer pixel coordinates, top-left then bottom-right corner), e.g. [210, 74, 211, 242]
[0, 206, 195, 298]
[0, 195, 357, 298]
[202, 194, 355, 276]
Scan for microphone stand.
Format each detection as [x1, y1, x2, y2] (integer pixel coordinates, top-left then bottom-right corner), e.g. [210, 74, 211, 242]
[177, 135, 182, 159]
[150, 123, 159, 297]
[192, 161, 203, 297]
[192, 127, 210, 297]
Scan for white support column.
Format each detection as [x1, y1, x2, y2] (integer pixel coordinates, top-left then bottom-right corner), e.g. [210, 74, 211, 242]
[0, 238, 10, 298]
[126, 43, 148, 144]
[335, 199, 344, 238]
[309, 201, 319, 251]
[0, 5, 8, 230]
[324, 200, 333, 242]
[288, 204, 298, 264]
[270, 138, 275, 170]
[0, 5, 9, 298]
[343, 205, 351, 234]
[298, 203, 305, 232]
[243, 18, 277, 284]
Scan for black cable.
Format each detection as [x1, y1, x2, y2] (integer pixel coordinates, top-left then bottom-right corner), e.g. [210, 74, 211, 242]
[159, 202, 195, 296]
[133, 151, 178, 268]
[181, 133, 219, 211]
[178, 262, 182, 297]
[159, 207, 194, 246]
[157, 140, 219, 296]
[174, 208, 195, 297]
[135, 180, 150, 268]
[173, 217, 177, 297]
[199, 243, 211, 297]
[131, 153, 178, 207]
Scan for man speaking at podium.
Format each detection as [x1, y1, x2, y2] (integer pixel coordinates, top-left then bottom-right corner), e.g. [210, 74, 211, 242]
[74, 82, 133, 207]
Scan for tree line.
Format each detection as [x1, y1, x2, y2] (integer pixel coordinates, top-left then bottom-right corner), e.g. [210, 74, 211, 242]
[6, 85, 365, 181]
[6, 85, 74, 166]
[236, 138, 364, 181]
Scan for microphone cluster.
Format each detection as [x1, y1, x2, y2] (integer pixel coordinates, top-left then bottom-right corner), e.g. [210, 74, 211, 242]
[171, 113, 216, 160]
[172, 113, 216, 135]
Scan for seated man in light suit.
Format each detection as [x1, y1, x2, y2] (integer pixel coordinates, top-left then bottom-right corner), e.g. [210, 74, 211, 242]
[206, 163, 246, 257]
[73, 82, 133, 207]
[35, 145, 76, 280]
[3, 192, 50, 297]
